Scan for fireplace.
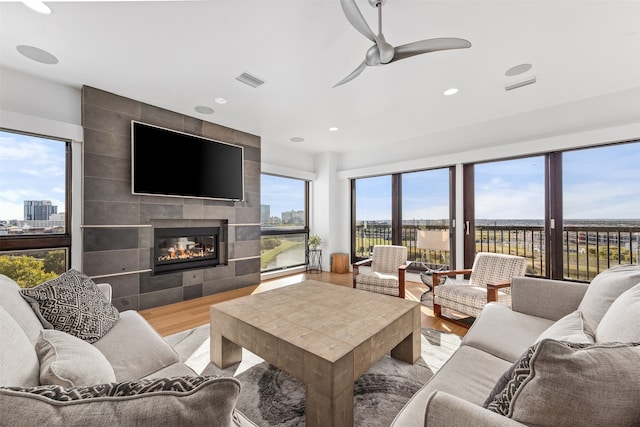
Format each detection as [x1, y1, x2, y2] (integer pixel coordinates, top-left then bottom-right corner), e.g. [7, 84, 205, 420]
[153, 226, 220, 274]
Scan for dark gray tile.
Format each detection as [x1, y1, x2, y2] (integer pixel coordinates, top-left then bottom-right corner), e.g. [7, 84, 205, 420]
[82, 104, 136, 137]
[83, 128, 131, 159]
[235, 207, 260, 224]
[82, 86, 140, 117]
[184, 116, 203, 135]
[235, 225, 260, 241]
[202, 121, 234, 143]
[83, 201, 141, 225]
[234, 131, 260, 148]
[183, 284, 203, 301]
[203, 278, 235, 295]
[182, 269, 204, 286]
[83, 177, 136, 203]
[139, 203, 184, 222]
[233, 241, 260, 259]
[203, 264, 234, 281]
[234, 258, 260, 276]
[82, 249, 140, 277]
[84, 152, 131, 180]
[243, 146, 260, 163]
[140, 103, 185, 131]
[140, 272, 182, 294]
[139, 287, 183, 310]
[84, 228, 139, 251]
[105, 275, 140, 299]
[112, 295, 139, 312]
[235, 272, 261, 288]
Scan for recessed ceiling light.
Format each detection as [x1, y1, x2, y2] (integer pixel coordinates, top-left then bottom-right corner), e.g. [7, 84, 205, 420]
[22, 0, 51, 15]
[214, 98, 227, 104]
[290, 137, 305, 143]
[329, 127, 339, 132]
[16, 45, 58, 64]
[505, 63, 532, 77]
[443, 88, 458, 96]
[194, 106, 215, 114]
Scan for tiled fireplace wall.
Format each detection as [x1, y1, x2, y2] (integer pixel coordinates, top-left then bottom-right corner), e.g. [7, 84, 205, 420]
[81, 86, 261, 312]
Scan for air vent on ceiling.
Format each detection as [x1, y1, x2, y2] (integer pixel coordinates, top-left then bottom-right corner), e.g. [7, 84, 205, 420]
[505, 76, 537, 91]
[236, 72, 265, 88]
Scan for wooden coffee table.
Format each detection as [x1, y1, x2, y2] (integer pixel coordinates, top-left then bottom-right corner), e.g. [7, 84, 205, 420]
[210, 280, 421, 427]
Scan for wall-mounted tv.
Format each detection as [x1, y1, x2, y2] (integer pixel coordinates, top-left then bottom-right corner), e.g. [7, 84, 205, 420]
[131, 121, 244, 201]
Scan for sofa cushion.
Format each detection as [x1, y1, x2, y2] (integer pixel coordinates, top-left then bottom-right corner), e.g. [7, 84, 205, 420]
[0, 376, 242, 427]
[485, 340, 640, 426]
[0, 306, 40, 387]
[36, 329, 116, 387]
[596, 282, 640, 343]
[577, 265, 640, 331]
[534, 310, 594, 344]
[20, 269, 119, 344]
[93, 310, 181, 381]
[0, 274, 46, 344]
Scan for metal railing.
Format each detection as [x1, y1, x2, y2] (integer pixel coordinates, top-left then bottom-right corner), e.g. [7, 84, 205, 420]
[355, 223, 640, 282]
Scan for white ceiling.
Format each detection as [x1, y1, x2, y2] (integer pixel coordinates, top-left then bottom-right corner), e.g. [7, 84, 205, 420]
[1, 0, 639, 157]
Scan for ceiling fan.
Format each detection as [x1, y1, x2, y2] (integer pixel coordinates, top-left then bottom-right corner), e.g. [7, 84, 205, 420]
[334, 0, 471, 87]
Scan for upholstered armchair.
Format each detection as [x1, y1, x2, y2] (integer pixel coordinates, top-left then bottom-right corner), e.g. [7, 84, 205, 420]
[352, 245, 409, 298]
[432, 252, 528, 324]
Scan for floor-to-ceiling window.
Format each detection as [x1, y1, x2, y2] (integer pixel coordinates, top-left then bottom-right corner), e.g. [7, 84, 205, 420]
[473, 156, 546, 275]
[353, 175, 392, 258]
[352, 168, 454, 267]
[464, 140, 639, 281]
[260, 174, 309, 272]
[0, 129, 71, 287]
[402, 169, 452, 268]
[562, 142, 640, 280]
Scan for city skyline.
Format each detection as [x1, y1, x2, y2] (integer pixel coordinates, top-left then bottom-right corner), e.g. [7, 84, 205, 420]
[0, 131, 66, 222]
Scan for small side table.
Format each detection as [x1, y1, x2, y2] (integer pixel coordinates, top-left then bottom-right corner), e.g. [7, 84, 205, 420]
[306, 249, 322, 273]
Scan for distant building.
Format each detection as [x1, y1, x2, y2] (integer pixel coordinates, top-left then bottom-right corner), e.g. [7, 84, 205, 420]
[281, 209, 304, 225]
[24, 200, 57, 221]
[260, 205, 270, 224]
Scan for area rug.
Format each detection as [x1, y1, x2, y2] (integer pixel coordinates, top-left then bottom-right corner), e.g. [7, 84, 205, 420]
[165, 324, 461, 427]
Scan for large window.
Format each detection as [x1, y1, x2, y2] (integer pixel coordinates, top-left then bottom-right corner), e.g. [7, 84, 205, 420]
[352, 168, 454, 268]
[474, 156, 545, 275]
[562, 142, 640, 280]
[260, 174, 309, 272]
[0, 129, 71, 287]
[465, 140, 639, 281]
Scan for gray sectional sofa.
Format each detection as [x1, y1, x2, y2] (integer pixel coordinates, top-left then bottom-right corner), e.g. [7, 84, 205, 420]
[392, 264, 640, 426]
[0, 271, 255, 427]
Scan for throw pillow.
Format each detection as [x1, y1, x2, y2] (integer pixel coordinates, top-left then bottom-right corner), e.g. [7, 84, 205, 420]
[0, 376, 242, 427]
[0, 306, 40, 387]
[485, 339, 640, 426]
[20, 269, 119, 343]
[36, 329, 116, 387]
[577, 264, 640, 331]
[596, 282, 640, 343]
[534, 310, 594, 344]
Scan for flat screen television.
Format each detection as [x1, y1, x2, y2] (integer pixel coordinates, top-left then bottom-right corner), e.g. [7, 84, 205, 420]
[131, 121, 244, 201]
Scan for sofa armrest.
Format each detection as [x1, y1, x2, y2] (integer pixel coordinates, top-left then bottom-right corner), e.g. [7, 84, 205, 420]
[424, 391, 526, 427]
[95, 283, 112, 303]
[511, 277, 588, 321]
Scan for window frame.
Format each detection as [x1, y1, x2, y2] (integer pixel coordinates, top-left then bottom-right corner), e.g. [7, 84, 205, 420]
[0, 128, 72, 263]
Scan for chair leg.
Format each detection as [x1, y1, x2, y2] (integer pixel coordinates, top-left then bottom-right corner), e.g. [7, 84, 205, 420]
[433, 302, 442, 317]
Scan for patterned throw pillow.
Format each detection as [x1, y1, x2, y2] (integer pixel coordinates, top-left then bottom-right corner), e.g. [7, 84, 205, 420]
[0, 376, 242, 427]
[2, 376, 218, 400]
[485, 339, 640, 426]
[20, 269, 119, 343]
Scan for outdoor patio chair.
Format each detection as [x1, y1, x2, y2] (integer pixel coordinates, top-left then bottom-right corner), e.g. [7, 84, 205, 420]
[352, 245, 409, 298]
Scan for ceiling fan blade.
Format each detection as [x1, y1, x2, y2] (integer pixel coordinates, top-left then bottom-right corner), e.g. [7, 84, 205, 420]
[340, 0, 376, 43]
[333, 60, 368, 88]
[391, 37, 472, 62]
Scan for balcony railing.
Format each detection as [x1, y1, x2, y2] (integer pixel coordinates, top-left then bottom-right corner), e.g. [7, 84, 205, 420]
[355, 223, 640, 282]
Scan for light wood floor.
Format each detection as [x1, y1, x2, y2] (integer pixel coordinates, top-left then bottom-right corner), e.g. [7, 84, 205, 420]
[139, 272, 469, 338]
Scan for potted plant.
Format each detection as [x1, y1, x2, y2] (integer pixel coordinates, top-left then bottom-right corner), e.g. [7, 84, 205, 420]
[308, 234, 322, 250]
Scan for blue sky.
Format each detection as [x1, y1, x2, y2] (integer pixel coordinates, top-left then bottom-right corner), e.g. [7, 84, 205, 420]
[356, 143, 639, 221]
[261, 174, 306, 218]
[0, 131, 66, 221]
